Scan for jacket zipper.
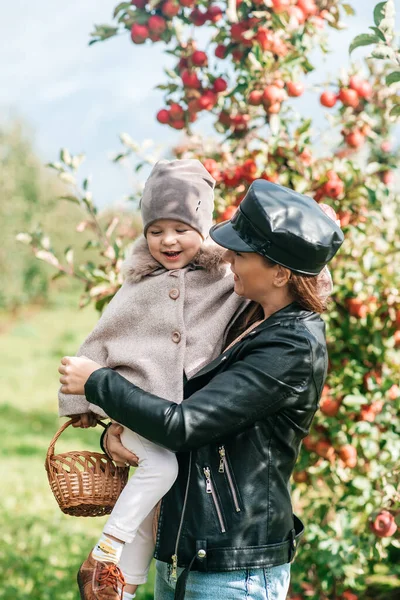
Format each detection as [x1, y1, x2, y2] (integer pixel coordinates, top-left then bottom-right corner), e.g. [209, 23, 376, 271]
[219, 446, 241, 513]
[171, 452, 192, 581]
[203, 466, 226, 533]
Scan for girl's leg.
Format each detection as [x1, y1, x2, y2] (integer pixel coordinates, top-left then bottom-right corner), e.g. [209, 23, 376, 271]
[104, 428, 179, 543]
[118, 507, 156, 587]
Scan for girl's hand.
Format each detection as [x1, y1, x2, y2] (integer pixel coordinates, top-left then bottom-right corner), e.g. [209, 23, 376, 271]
[104, 423, 139, 468]
[58, 356, 102, 395]
[70, 412, 99, 428]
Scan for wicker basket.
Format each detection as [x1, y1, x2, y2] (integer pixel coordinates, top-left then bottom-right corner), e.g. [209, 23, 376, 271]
[45, 419, 130, 517]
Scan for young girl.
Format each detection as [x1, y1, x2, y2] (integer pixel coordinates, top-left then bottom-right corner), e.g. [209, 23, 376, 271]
[58, 159, 247, 600]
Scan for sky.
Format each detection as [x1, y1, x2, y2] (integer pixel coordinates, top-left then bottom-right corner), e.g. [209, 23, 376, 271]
[0, 0, 384, 207]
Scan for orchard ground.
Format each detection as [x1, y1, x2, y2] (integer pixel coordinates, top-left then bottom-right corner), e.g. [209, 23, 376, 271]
[0, 290, 154, 600]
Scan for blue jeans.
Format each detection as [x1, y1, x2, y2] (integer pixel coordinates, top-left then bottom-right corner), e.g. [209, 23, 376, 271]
[154, 560, 290, 600]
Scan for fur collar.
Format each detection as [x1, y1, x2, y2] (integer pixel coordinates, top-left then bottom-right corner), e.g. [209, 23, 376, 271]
[124, 235, 228, 282]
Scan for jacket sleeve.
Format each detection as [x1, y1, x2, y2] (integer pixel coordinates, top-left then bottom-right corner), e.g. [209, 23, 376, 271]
[84, 327, 313, 451]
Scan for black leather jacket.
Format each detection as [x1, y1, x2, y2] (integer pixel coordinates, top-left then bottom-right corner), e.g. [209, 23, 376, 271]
[86, 303, 327, 592]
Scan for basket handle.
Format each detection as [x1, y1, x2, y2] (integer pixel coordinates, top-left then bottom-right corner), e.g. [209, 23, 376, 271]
[45, 418, 107, 464]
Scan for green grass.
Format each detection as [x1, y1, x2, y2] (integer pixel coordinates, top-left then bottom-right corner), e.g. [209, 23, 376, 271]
[0, 292, 154, 599]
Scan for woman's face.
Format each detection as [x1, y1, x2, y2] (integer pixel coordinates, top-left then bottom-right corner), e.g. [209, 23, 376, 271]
[223, 250, 288, 303]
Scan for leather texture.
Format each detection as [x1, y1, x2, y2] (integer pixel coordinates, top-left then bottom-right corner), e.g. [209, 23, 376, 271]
[210, 179, 344, 275]
[85, 302, 328, 573]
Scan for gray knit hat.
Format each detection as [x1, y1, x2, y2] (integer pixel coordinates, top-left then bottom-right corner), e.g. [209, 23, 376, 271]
[140, 159, 216, 239]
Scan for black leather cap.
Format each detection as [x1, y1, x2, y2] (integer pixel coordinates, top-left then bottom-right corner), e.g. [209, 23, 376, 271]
[210, 180, 344, 275]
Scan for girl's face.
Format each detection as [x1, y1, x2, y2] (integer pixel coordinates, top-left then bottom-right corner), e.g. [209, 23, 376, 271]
[146, 219, 203, 270]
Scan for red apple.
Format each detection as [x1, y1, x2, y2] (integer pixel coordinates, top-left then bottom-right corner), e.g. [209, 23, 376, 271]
[346, 298, 368, 318]
[181, 69, 201, 89]
[206, 5, 223, 21]
[338, 87, 359, 108]
[320, 397, 341, 417]
[169, 103, 184, 121]
[191, 50, 208, 67]
[131, 0, 147, 7]
[323, 178, 344, 198]
[320, 90, 337, 108]
[262, 85, 284, 105]
[130, 23, 149, 44]
[169, 119, 185, 130]
[156, 109, 170, 124]
[293, 470, 308, 483]
[345, 130, 365, 149]
[161, 0, 180, 17]
[148, 15, 167, 34]
[286, 81, 305, 97]
[248, 90, 263, 105]
[370, 510, 398, 538]
[215, 44, 227, 59]
[189, 8, 207, 25]
[197, 90, 217, 110]
[213, 77, 228, 93]
[338, 444, 357, 468]
[315, 439, 335, 460]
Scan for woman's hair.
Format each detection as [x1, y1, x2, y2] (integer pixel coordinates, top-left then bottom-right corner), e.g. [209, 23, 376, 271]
[264, 256, 327, 314]
[224, 257, 328, 348]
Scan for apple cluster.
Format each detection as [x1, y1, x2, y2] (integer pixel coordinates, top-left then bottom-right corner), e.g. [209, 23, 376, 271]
[129, 0, 222, 44]
[156, 44, 228, 129]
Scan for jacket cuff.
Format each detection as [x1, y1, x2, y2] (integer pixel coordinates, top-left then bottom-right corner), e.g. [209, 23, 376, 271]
[84, 367, 110, 408]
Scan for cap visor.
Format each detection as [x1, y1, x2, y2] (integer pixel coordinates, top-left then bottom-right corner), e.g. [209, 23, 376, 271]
[209, 220, 254, 252]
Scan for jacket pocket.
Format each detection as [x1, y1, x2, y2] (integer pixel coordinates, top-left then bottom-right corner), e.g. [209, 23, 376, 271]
[203, 466, 226, 533]
[218, 445, 241, 513]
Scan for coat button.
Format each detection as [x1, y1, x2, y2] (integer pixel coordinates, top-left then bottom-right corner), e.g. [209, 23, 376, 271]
[197, 549, 207, 559]
[172, 331, 181, 344]
[169, 288, 180, 300]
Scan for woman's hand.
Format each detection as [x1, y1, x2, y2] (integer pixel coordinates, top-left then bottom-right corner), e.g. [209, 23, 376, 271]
[104, 423, 139, 467]
[58, 356, 102, 395]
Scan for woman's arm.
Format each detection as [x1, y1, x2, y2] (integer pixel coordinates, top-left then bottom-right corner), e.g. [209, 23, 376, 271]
[84, 328, 313, 452]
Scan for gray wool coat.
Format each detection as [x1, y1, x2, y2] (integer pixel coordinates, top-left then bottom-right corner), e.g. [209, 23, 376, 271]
[58, 236, 247, 418]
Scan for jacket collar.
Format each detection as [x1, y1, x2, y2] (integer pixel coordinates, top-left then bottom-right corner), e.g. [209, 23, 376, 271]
[255, 302, 314, 331]
[123, 235, 229, 283]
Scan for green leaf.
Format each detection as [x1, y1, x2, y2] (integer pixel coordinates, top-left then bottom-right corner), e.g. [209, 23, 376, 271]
[373, 1, 387, 26]
[113, 2, 131, 18]
[342, 3, 355, 15]
[386, 71, 400, 85]
[51, 271, 66, 281]
[164, 68, 178, 79]
[349, 33, 379, 54]
[369, 26, 386, 41]
[389, 104, 400, 118]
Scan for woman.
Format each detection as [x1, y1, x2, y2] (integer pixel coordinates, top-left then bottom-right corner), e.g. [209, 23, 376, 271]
[59, 179, 344, 600]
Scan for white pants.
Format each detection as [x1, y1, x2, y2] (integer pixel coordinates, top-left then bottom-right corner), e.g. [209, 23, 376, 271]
[103, 427, 179, 585]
